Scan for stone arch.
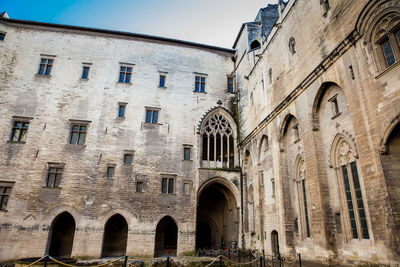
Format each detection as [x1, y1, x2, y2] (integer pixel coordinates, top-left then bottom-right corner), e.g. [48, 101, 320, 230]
[329, 133, 359, 168]
[250, 40, 261, 50]
[46, 211, 76, 258]
[100, 209, 135, 229]
[101, 214, 129, 257]
[258, 135, 269, 164]
[196, 179, 239, 249]
[42, 205, 81, 227]
[199, 107, 237, 168]
[278, 114, 299, 144]
[154, 216, 178, 257]
[271, 230, 279, 257]
[311, 82, 346, 131]
[380, 114, 400, 243]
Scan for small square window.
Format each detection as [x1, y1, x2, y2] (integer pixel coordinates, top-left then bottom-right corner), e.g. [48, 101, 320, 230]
[46, 164, 64, 187]
[119, 66, 132, 83]
[227, 77, 234, 93]
[118, 104, 126, 118]
[159, 75, 166, 88]
[145, 108, 159, 124]
[184, 147, 191, 160]
[0, 33, 5, 41]
[124, 154, 133, 165]
[10, 120, 29, 142]
[38, 58, 54, 76]
[183, 182, 190, 195]
[161, 178, 174, 194]
[0, 185, 12, 210]
[69, 124, 87, 145]
[194, 76, 206, 93]
[136, 181, 143, 192]
[106, 166, 115, 178]
[81, 66, 90, 79]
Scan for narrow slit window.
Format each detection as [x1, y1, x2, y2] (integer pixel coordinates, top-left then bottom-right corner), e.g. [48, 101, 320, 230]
[159, 75, 166, 87]
[81, 66, 90, 79]
[106, 166, 114, 178]
[184, 147, 191, 160]
[227, 77, 234, 93]
[382, 39, 396, 67]
[136, 181, 143, 192]
[118, 104, 126, 117]
[302, 179, 311, 238]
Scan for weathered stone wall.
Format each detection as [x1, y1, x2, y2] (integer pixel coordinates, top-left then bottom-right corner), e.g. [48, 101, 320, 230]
[0, 20, 238, 260]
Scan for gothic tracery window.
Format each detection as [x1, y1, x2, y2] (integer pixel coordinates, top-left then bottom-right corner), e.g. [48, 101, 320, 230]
[201, 113, 234, 168]
[334, 138, 369, 240]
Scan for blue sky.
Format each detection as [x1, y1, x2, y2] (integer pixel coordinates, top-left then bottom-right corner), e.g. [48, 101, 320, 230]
[1, 0, 276, 48]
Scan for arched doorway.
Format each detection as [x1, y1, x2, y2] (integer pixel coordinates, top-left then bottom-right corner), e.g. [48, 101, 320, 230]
[101, 214, 128, 257]
[381, 122, 400, 240]
[47, 212, 76, 257]
[271, 230, 279, 258]
[196, 181, 239, 250]
[154, 216, 178, 257]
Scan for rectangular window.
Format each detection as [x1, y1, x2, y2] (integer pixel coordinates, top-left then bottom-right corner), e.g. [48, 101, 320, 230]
[38, 58, 53, 75]
[81, 66, 90, 79]
[161, 178, 174, 194]
[46, 166, 63, 187]
[227, 77, 234, 93]
[195, 76, 206, 93]
[159, 75, 166, 87]
[0, 33, 5, 41]
[302, 179, 311, 238]
[69, 124, 86, 145]
[106, 166, 115, 178]
[124, 154, 133, 165]
[119, 66, 132, 83]
[145, 109, 159, 124]
[382, 39, 396, 67]
[118, 104, 126, 117]
[0, 186, 11, 210]
[184, 147, 191, 160]
[271, 178, 276, 197]
[136, 181, 143, 192]
[342, 165, 358, 239]
[260, 172, 264, 185]
[183, 182, 190, 195]
[10, 121, 29, 142]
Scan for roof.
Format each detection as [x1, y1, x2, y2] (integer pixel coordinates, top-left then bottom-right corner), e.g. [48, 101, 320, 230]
[0, 17, 235, 54]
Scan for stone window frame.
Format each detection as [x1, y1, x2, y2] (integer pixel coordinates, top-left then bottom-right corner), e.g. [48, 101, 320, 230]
[117, 102, 127, 118]
[183, 144, 193, 161]
[0, 181, 15, 211]
[227, 75, 235, 93]
[118, 62, 134, 84]
[193, 73, 207, 93]
[45, 162, 65, 188]
[36, 54, 56, 77]
[68, 119, 91, 146]
[328, 94, 341, 119]
[160, 174, 177, 195]
[158, 71, 168, 88]
[81, 62, 92, 80]
[106, 163, 116, 179]
[294, 157, 311, 239]
[123, 150, 134, 166]
[331, 136, 370, 241]
[145, 106, 161, 124]
[8, 116, 33, 143]
[182, 180, 191, 196]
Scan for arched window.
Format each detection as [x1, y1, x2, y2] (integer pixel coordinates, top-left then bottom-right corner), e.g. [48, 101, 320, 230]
[333, 137, 369, 240]
[201, 112, 235, 168]
[372, 14, 400, 68]
[295, 158, 310, 239]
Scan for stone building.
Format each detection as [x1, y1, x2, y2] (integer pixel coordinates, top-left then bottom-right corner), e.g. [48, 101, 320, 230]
[0, 0, 399, 265]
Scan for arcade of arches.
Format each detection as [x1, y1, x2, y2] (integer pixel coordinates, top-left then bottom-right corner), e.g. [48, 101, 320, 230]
[196, 182, 239, 250]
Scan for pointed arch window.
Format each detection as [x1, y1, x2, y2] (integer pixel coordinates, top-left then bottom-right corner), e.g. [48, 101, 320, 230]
[334, 138, 369, 240]
[296, 158, 311, 239]
[201, 113, 234, 168]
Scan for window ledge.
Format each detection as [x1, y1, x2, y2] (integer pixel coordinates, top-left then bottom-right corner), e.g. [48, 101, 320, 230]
[159, 193, 177, 196]
[65, 144, 86, 148]
[79, 78, 89, 81]
[331, 112, 342, 120]
[136, 191, 144, 193]
[42, 186, 62, 189]
[193, 91, 207, 94]
[143, 122, 161, 127]
[35, 74, 51, 78]
[0, 209, 8, 213]
[158, 86, 167, 89]
[122, 164, 133, 167]
[375, 60, 400, 79]
[105, 178, 115, 180]
[227, 91, 235, 94]
[116, 116, 125, 120]
[116, 82, 132, 85]
[7, 140, 26, 144]
[182, 159, 193, 162]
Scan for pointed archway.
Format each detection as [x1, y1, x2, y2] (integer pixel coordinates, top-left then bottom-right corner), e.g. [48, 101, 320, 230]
[196, 181, 239, 250]
[101, 214, 128, 257]
[154, 216, 178, 257]
[47, 212, 76, 257]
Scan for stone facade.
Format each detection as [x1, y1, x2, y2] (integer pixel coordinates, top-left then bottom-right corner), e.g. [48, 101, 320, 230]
[0, 0, 400, 265]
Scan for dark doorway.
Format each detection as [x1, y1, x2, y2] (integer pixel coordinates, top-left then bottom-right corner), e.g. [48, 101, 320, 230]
[154, 216, 178, 257]
[196, 182, 238, 250]
[102, 214, 128, 257]
[196, 221, 212, 249]
[48, 212, 76, 257]
[271, 230, 279, 257]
